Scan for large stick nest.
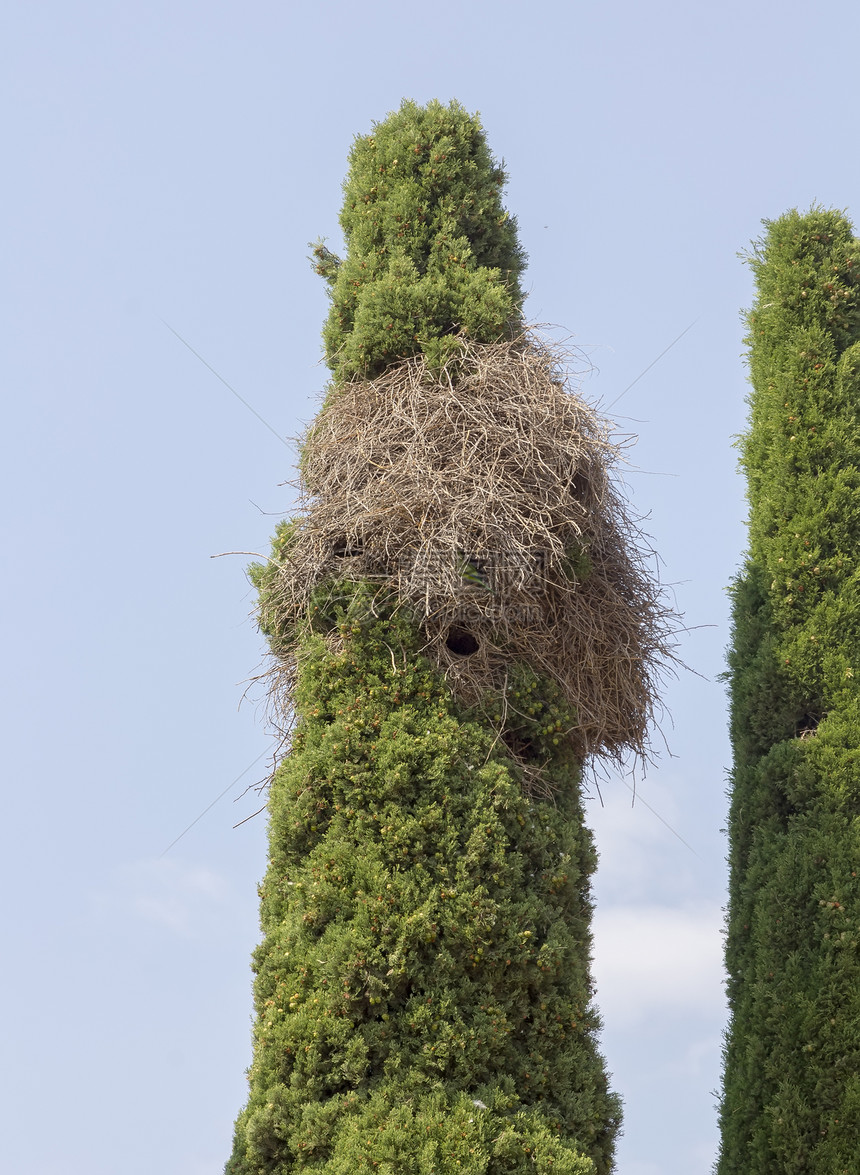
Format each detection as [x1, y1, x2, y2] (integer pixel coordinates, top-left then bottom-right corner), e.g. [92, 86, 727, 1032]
[263, 334, 676, 769]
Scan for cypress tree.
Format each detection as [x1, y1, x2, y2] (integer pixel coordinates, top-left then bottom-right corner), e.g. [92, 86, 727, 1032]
[718, 208, 860, 1172]
[225, 99, 668, 1175]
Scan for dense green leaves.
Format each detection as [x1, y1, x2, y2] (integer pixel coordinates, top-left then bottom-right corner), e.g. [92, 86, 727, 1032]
[313, 99, 525, 379]
[718, 209, 860, 1173]
[227, 587, 617, 1174]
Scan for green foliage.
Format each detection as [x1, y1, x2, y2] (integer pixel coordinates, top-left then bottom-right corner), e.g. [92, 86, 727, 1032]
[314, 99, 526, 381]
[477, 661, 579, 766]
[227, 586, 618, 1175]
[249, 519, 301, 656]
[561, 544, 592, 585]
[718, 208, 860, 1173]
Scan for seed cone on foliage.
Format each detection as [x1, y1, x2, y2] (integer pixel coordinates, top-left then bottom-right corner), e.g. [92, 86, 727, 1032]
[227, 99, 670, 1175]
[717, 208, 860, 1172]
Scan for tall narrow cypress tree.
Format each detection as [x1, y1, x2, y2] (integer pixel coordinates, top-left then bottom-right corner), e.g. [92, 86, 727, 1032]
[718, 208, 860, 1172]
[226, 100, 667, 1175]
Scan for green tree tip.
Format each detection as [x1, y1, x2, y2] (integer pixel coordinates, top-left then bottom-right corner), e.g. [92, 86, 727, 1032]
[316, 98, 527, 381]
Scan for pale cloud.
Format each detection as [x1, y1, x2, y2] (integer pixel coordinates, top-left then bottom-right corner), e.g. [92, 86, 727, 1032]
[91, 857, 238, 938]
[672, 1031, 723, 1079]
[130, 858, 232, 934]
[592, 902, 725, 1027]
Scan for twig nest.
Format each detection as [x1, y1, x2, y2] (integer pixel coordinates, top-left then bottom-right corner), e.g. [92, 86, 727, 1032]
[267, 334, 675, 765]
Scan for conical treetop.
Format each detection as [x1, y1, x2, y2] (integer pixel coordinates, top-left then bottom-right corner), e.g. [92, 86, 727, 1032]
[313, 98, 526, 380]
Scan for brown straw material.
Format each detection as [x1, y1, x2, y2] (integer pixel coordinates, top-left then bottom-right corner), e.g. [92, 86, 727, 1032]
[262, 333, 677, 772]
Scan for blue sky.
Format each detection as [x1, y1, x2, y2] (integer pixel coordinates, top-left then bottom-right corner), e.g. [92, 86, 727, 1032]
[3, 2, 859, 1172]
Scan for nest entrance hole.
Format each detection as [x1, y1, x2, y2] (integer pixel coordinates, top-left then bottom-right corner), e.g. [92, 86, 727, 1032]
[445, 626, 480, 657]
[795, 711, 822, 739]
[570, 472, 588, 501]
[333, 537, 364, 558]
[501, 730, 539, 762]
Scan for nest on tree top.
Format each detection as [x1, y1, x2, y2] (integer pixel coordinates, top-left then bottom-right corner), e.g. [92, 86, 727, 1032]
[263, 334, 676, 769]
